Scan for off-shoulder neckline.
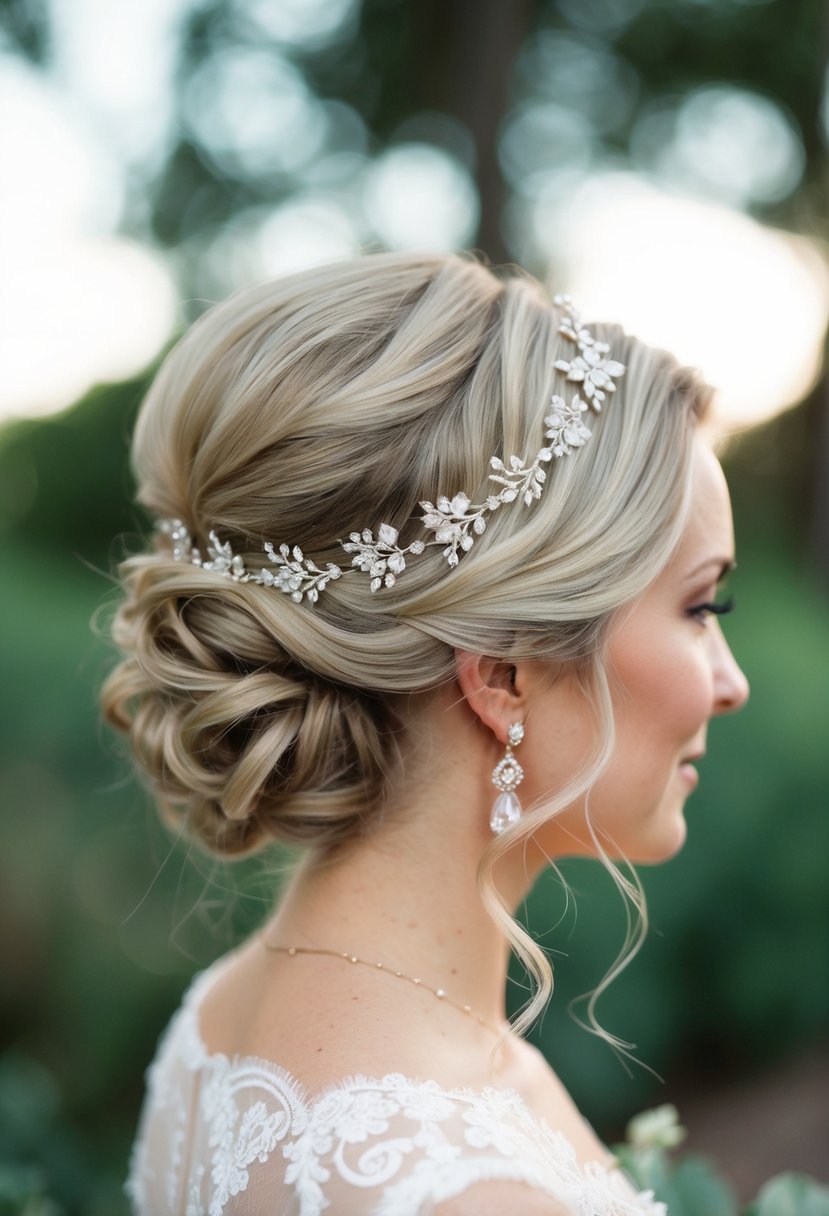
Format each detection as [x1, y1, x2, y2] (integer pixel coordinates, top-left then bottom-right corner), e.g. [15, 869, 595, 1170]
[179, 957, 530, 1109]
[174, 953, 623, 1176]
[132, 956, 666, 1216]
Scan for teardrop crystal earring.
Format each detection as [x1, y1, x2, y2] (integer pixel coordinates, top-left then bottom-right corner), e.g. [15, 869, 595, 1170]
[490, 722, 525, 834]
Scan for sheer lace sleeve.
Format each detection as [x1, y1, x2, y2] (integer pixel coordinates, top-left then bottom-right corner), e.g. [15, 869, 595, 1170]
[126, 968, 665, 1216]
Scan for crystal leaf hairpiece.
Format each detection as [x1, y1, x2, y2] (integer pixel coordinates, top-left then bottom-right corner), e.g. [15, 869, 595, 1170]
[157, 295, 624, 605]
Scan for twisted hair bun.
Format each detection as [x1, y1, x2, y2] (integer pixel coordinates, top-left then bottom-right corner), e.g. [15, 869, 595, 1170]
[106, 560, 417, 855]
[101, 252, 709, 858]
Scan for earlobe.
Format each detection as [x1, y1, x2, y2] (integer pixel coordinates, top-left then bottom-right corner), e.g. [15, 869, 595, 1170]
[454, 650, 525, 744]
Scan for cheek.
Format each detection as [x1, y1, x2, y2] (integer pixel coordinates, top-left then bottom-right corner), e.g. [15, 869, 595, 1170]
[610, 624, 713, 748]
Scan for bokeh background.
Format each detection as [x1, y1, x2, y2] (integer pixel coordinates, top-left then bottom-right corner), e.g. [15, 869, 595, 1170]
[1, 0, 828, 1211]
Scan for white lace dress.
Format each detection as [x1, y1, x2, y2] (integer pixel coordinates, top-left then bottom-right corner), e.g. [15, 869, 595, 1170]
[126, 961, 666, 1215]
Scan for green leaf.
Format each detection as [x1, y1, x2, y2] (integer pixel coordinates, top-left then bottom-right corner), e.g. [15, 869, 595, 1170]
[665, 1155, 738, 1216]
[746, 1173, 829, 1216]
[612, 1145, 739, 1216]
[613, 1145, 674, 1193]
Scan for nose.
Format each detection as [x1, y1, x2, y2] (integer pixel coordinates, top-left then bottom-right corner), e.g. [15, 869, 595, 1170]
[710, 620, 750, 715]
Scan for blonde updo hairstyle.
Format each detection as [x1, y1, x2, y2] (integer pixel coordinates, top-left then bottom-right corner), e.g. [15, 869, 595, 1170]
[102, 251, 710, 1041]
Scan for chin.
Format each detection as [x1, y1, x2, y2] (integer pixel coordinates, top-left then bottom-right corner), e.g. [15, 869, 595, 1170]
[628, 809, 688, 865]
[529, 794, 690, 865]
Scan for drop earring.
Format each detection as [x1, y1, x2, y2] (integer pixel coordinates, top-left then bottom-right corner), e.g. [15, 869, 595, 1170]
[490, 722, 525, 834]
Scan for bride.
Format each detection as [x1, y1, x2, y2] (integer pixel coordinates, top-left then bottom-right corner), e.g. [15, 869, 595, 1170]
[102, 251, 748, 1214]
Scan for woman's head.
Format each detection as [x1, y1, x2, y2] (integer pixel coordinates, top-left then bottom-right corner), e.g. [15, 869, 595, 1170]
[458, 438, 748, 873]
[102, 250, 716, 864]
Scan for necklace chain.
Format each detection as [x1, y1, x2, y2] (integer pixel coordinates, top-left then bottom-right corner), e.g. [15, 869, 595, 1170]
[260, 939, 502, 1037]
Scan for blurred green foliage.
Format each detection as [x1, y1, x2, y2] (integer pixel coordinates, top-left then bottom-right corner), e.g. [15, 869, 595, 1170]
[615, 1106, 829, 1215]
[618, 1144, 829, 1216]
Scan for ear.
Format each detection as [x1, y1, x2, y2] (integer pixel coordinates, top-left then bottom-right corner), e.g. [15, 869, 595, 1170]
[454, 650, 527, 745]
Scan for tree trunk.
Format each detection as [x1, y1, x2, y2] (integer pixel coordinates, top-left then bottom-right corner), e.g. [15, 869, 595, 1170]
[416, 0, 534, 264]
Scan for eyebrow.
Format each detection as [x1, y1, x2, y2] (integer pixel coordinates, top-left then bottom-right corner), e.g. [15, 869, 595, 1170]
[684, 558, 736, 583]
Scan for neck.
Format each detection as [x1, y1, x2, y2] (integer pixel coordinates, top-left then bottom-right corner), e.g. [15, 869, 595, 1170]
[263, 713, 544, 1030]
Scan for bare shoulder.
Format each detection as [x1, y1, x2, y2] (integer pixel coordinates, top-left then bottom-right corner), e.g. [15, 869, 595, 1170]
[434, 1181, 575, 1215]
[196, 938, 493, 1091]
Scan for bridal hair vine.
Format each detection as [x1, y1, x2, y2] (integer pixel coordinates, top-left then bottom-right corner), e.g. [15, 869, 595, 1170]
[157, 295, 625, 605]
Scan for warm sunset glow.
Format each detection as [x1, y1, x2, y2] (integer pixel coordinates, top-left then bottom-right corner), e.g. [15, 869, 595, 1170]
[0, 58, 178, 423]
[0, 239, 177, 421]
[549, 175, 829, 431]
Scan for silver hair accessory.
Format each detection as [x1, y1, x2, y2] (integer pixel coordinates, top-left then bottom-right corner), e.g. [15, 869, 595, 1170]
[490, 721, 525, 835]
[157, 295, 624, 604]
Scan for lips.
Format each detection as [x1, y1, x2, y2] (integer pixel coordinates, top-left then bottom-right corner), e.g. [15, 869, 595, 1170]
[679, 760, 700, 788]
[678, 750, 704, 791]
[680, 750, 705, 764]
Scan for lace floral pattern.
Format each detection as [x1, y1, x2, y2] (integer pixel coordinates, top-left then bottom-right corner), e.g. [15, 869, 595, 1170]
[127, 963, 666, 1216]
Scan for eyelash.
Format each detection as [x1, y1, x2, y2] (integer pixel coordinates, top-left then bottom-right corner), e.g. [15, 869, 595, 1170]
[688, 595, 735, 623]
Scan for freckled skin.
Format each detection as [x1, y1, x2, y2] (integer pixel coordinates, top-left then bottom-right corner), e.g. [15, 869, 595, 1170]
[525, 442, 750, 865]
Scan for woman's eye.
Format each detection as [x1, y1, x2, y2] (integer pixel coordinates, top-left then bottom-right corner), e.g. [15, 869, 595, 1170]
[688, 595, 735, 623]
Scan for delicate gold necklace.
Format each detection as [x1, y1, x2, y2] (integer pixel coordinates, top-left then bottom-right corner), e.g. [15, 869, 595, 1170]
[260, 938, 502, 1037]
